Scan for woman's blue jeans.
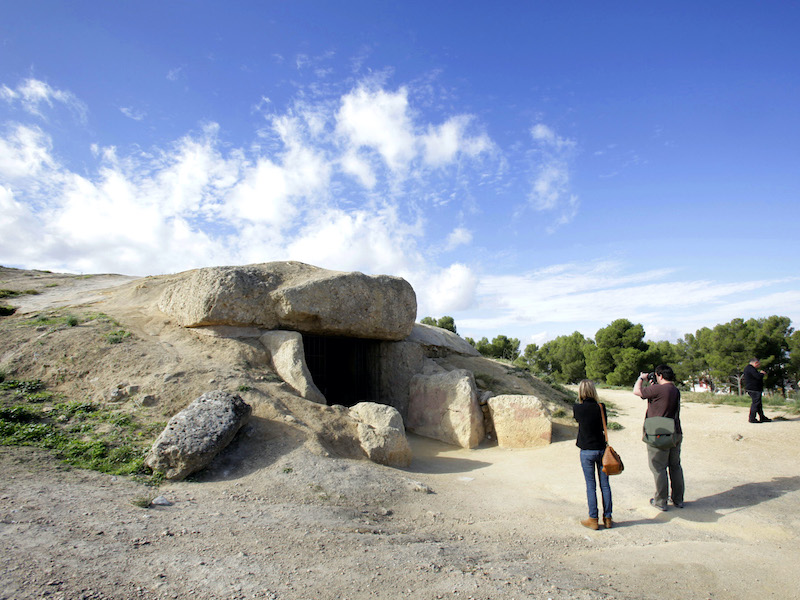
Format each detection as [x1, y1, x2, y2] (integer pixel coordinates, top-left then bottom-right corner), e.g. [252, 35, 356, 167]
[580, 449, 612, 519]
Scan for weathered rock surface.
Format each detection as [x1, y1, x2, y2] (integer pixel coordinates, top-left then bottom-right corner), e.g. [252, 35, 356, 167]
[406, 366, 484, 448]
[157, 261, 416, 340]
[488, 395, 552, 448]
[349, 402, 412, 467]
[377, 340, 425, 419]
[260, 330, 326, 404]
[406, 323, 480, 357]
[145, 390, 252, 480]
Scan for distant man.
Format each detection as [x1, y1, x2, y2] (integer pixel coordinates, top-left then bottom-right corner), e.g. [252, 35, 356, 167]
[743, 358, 771, 423]
[633, 364, 684, 511]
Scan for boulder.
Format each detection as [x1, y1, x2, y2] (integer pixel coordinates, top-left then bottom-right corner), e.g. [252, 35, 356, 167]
[158, 261, 416, 340]
[349, 402, 412, 468]
[260, 330, 326, 404]
[407, 367, 484, 448]
[487, 395, 552, 448]
[144, 390, 252, 480]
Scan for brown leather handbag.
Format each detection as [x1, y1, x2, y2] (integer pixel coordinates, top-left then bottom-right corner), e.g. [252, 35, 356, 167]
[600, 403, 624, 475]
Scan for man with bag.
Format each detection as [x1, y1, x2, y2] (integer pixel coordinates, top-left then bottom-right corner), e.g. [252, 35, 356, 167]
[633, 364, 684, 511]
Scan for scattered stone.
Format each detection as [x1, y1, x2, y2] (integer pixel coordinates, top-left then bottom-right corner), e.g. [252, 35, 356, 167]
[150, 496, 173, 506]
[141, 394, 158, 407]
[349, 402, 412, 467]
[407, 480, 434, 494]
[144, 390, 252, 480]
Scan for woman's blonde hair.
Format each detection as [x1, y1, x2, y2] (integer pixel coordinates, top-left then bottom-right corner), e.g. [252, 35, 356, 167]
[578, 379, 599, 402]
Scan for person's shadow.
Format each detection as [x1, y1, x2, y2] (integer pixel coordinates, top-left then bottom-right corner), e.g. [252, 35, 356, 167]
[614, 475, 800, 527]
[683, 475, 800, 522]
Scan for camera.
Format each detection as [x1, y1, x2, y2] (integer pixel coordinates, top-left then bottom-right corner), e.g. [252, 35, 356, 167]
[647, 372, 658, 385]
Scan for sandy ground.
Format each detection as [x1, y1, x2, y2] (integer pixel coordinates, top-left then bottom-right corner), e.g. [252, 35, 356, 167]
[3, 385, 799, 600]
[2, 269, 800, 599]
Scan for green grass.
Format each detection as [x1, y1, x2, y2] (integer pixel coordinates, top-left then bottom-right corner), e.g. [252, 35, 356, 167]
[105, 330, 131, 344]
[0, 289, 40, 298]
[0, 379, 164, 484]
[25, 313, 81, 327]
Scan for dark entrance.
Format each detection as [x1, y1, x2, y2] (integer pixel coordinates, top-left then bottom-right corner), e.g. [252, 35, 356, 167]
[302, 334, 380, 407]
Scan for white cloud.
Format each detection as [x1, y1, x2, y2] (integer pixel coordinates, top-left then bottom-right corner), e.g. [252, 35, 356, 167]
[336, 85, 417, 172]
[422, 115, 491, 166]
[120, 106, 145, 121]
[444, 227, 472, 250]
[167, 67, 183, 81]
[417, 263, 478, 315]
[459, 262, 800, 342]
[1, 78, 87, 123]
[527, 123, 579, 229]
[531, 123, 575, 150]
[0, 124, 55, 179]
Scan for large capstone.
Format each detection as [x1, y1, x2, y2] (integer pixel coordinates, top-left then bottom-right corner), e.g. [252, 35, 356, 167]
[144, 390, 251, 480]
[157, 261, 416, 340]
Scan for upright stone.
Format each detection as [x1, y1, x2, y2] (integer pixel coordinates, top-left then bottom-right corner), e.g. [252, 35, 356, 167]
[260, 330, 326, 404]
[488, 395, 552, 448]
[407, 367, 484, 448]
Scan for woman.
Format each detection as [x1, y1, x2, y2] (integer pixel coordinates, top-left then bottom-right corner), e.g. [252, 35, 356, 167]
[572, 379, 613, 529]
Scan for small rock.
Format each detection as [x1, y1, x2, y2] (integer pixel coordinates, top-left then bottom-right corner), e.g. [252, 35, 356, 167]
[150, 496, 173, 506]
[141, 395, 158, 407]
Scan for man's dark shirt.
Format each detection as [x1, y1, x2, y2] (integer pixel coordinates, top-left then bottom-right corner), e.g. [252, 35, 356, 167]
[641, 382, 682, 434]
[743, 364, 764, 392]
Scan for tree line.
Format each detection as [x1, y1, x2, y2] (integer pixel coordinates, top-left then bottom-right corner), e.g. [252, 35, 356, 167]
[419, 315, 799, 393]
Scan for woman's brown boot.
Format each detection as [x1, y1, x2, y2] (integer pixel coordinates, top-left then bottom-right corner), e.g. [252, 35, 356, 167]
[580, 517, 599, 530]
[603, 517, 613, 529]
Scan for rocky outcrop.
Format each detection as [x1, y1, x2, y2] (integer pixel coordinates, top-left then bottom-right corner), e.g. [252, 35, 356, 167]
[260, 331, 326, 404]
[406, 364, 484, 448]
[144, 391, 252, 480]
[487, 395, 552, 448]
[349, 402, 412, 468]
[158, 262, 416, 340]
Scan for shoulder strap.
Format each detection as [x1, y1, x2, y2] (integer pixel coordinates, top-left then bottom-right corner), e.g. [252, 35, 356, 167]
[600, 402, 609, 443]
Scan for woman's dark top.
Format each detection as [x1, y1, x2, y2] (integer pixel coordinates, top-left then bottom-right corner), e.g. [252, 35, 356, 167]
[573, 399, 607, 451]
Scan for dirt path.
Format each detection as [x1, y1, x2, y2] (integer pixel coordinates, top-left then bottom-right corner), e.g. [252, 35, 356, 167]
[2, 388, 799, 600]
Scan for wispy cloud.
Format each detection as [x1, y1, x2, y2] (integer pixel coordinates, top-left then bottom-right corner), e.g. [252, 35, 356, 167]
[458, 262, 799, 342]
[120, 106, 146, 121]
[527, 123, 579, 231]
[1, 78, 87, 123]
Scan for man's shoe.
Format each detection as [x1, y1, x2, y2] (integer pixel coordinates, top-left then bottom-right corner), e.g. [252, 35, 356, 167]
[760, 417, 772, 422]
[603, 517, 613, 529]
[670, 499, 684, 508]
[650, 498, 667, 511]
[749, 419, 760, 423]
[580, 517, 599, 530]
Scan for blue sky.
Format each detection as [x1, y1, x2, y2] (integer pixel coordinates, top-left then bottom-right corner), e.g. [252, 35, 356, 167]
[2, 1, 799, 346]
